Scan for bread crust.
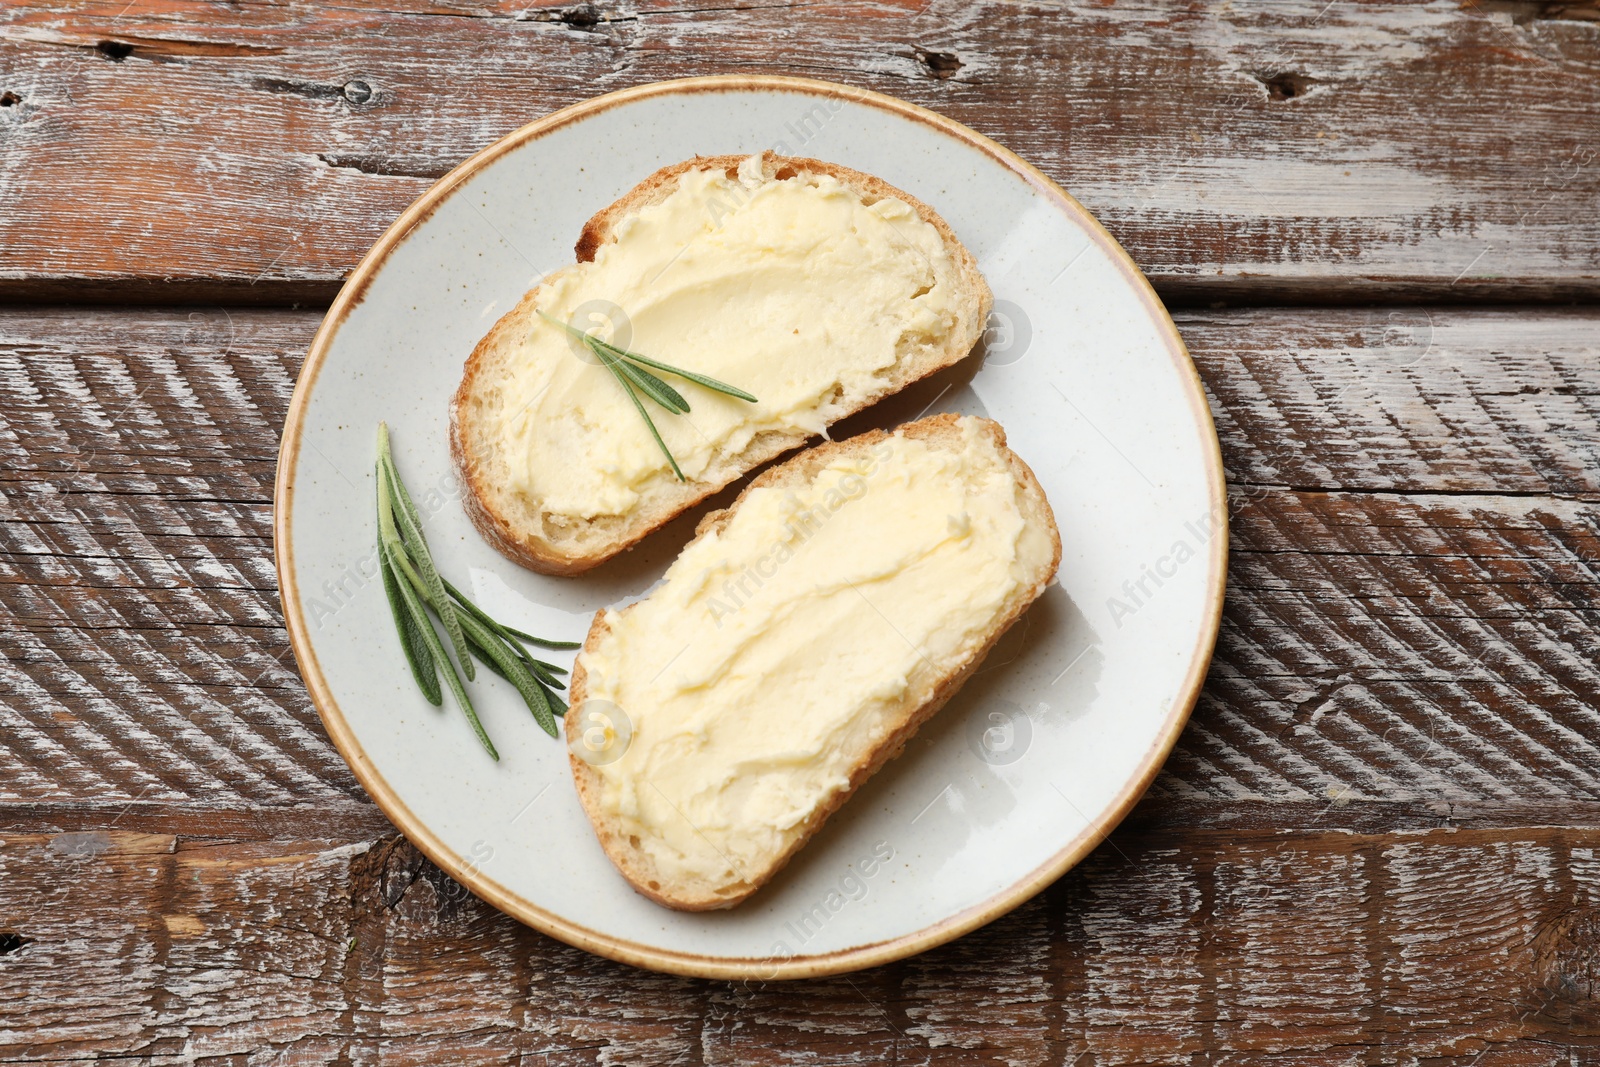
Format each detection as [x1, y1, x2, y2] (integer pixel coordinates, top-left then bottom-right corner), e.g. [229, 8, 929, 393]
[449, 152, 993, 576]
[566, 414, 1062, 911]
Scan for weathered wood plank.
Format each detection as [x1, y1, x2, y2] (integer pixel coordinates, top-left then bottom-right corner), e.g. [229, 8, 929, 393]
[2, 827, 1598, 1062]
[0, 1, 1597, 301]
[0, 308, 352, 812]
[1176, 489, 1600, 803]
[1186, 308, 1600, 499]
[2, 307, 1598, 829]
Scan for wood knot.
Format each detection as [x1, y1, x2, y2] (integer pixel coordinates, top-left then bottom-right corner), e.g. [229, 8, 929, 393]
[95, 40, 134, 62]
[1477, 1, 1600, 26]
[1253, 71, 1319, 101]
[377, 837, 427, 909]
[0, 933, 28, 957]
[1529, 907, 1600, 1023]
[916, 49, 963, 79]
[0, 92, 19, 108]
[560, 4, 602, 29]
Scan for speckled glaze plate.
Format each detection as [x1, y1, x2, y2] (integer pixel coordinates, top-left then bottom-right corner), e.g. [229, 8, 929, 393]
[274, 75, 1226, 980]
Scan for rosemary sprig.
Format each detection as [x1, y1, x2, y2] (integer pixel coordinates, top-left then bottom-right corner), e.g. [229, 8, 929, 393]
[376, 423, 576, 755]
[536, 309, 758, 481]
[377, 461, 493, 756]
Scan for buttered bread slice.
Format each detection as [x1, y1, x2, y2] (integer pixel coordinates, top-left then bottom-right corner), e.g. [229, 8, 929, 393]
[567, 414, 1060, 910]
[451, 152, 992, 575]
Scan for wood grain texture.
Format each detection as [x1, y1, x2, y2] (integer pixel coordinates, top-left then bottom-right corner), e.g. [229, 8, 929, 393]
[1163, 308, 1600, 824]
[2, 307, 1597, 827]
[0, 308, 359, 812]
[0, 1, 1598, 302]
[5, 1, 1597, 1052]
[2, 304, 1597, 1058]
[4, 827, 1600, 1063]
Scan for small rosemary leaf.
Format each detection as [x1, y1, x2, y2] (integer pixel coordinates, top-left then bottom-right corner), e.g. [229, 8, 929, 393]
[600, 345, 690, 414]
[393, 546, 498, 760]
[453, 678, 500, 760]
[456, 611, 558, 736]
[524, 673, 558, 737]
[383, 541, 442, 705]
[379, 425, 430, 550]
[500, 625, 582, 651]
[542, 682, 569, 719]
[382, 456, 475, 681]
[592, 340, 759, 404]
[378, 477, 441, 705]
[604, 353, 686, 481]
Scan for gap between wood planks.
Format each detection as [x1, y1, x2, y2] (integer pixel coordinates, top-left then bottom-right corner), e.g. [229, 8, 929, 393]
[7, 794, 1600, 841]
[4, 286, 1600, 310]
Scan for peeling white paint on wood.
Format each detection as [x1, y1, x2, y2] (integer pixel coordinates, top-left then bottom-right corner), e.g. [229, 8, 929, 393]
[0, 1, 1595, 298]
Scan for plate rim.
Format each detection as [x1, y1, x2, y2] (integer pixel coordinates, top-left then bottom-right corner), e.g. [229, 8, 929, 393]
[273, 73, 1228, 980]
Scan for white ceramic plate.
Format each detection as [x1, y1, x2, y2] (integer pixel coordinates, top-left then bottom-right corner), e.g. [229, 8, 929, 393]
[276, 75, 1225, 979]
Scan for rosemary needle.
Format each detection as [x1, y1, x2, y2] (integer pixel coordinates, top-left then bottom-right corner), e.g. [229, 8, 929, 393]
[377, 467, 440, 705]
[612, 356, 690, 415]
[384, 523, 494, 759]
[496, 623, 581, 652]
[603, 349, 686, 481]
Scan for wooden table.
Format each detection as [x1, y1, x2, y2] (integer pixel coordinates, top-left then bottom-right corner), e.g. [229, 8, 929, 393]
[3, 1, 1599, 1061]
